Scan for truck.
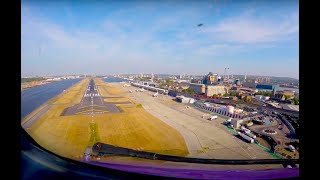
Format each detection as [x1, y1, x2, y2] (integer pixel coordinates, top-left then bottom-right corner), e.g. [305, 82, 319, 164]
[209, 115, 218, 120]
[288, 145, 296, 152]
[244, 131, 257, 139]
[237, 132, 254, 143]
[241, 126, 251, 133]
[204, 103, 211, 107]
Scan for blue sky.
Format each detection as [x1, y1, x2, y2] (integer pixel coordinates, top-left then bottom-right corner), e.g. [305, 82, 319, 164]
[21, 0, 299, 79]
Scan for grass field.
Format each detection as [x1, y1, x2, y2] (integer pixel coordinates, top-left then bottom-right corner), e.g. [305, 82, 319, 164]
[89, 122, 100, 147]
[52, 79, 89, 104]
[103, 97, 131, 103]
[25, 78, 188, 159]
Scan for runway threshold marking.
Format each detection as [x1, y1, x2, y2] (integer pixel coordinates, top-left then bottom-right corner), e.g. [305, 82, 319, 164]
[75, 109, 109, 115]
[77, 105, 108, 109]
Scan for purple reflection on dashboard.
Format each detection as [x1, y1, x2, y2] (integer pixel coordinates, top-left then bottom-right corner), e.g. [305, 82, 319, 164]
[86, 161, 299, 179]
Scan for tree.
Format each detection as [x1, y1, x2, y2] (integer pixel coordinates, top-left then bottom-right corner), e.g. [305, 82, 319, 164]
[292, 97, 299, 105]
[189, 90, 195, 95]
[244, 96, 252, 102]
[255, 91, 271, 96]
[182, 88, 195, 95]
[263, 91, 271, 97]
[284, 95, 291, 100]
[165, 79, 173, 83]
[229, 91, 236, 96]
[159, 85, 166, 89]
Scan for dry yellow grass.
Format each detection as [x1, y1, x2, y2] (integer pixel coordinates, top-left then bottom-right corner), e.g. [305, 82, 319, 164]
[27, 110, 91, 159]
[53, 79, 88, 104]
[26, 78, 189, 159]
[95, 78, 126, 97]
[104, 97, 131, 103]
[94, 106, 188, 156]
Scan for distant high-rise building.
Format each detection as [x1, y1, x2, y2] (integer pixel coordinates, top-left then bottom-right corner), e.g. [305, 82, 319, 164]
[202, 72, 217, 85]
[224, 68, 230, 82]
[234, 79, 241, 86]
[217, 76, 222, 82]
[271, 88, 276, 97]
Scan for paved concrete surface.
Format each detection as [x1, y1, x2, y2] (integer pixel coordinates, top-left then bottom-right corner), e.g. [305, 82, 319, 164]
[118, 84, 275, 160]
[22, 104, 52, 129]
[62, 79, 130, 116]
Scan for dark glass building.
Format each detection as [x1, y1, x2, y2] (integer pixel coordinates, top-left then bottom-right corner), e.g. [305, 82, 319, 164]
[256, 84, 279, 92]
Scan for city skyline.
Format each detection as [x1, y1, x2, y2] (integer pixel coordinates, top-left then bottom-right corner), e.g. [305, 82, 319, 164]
[22, 0, 299, 79]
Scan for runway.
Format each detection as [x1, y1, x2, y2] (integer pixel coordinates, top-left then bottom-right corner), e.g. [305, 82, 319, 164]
[62, 79, 130, 116]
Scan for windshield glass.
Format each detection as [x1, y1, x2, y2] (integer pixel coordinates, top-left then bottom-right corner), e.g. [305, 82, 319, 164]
[21, 0, 299, 175]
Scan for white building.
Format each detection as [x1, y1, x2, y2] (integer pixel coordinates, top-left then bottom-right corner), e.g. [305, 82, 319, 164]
[226, 105, 234, 114]
[176, 96, 196, 104]
[205, 85, 226, 96]
[231, 119, 243, 129]
[255, 95, 270, 101]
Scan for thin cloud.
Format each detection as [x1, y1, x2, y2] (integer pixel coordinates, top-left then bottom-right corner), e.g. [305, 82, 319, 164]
[194, 44, 244, 57]
[201, 12, 298, 44]
[21, 2, 298, 78]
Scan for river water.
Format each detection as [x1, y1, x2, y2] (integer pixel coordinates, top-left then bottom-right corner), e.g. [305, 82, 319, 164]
[21, 79, 81, 120]
[278, 87, 299, 93]
[102, 77, 125, 83]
